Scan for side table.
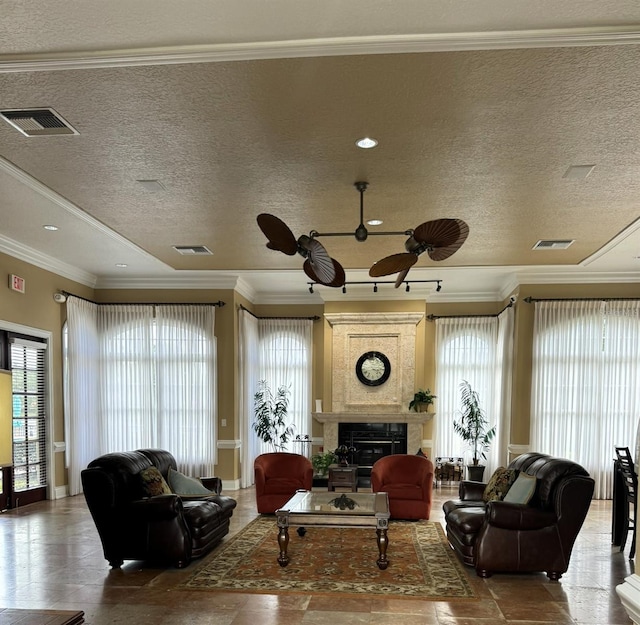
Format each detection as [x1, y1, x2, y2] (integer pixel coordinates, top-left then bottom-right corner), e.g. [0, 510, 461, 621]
[328, 464, 358, 491]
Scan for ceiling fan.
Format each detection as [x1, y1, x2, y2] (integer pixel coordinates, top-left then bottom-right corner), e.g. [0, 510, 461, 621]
[256, 182, 469, 288]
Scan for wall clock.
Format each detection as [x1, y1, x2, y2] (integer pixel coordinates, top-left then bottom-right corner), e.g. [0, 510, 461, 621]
[355, 351, 391, 386]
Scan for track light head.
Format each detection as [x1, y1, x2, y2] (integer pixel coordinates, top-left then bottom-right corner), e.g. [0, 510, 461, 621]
[342, 285, 347, 294]
[436, 282, 442, 292]
[405, 283, 410, 292]
[309, 284, 314, 294]
[373, 283, 378, 293]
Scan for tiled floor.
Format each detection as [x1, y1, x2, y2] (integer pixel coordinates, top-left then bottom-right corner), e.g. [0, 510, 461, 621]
[0, 484, 635, 624]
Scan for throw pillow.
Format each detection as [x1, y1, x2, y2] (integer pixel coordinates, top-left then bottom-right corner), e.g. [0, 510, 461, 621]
[483, 467, 519, 502]
[416, 448, 427, 458]
[139, 466, 172, 497]
[168, 467, 212, 496]
[503, 472, 537, 504]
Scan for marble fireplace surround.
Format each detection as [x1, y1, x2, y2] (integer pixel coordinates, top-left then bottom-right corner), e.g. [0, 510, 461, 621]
[316, 312, 430, 454]
[313, 411, 433, 455]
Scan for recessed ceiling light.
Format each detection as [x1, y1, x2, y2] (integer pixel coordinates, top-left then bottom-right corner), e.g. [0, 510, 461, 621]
[563, 165, 596, 180]
[355, 137, 378, 149]
[367, 219, 383, 226]
[115, 263, 128, 268]
[136, 179, 165, 192]
[43, 224, 58, 231]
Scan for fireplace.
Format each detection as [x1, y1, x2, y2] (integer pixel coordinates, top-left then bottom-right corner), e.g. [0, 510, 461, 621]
[338, 422, 408, 486]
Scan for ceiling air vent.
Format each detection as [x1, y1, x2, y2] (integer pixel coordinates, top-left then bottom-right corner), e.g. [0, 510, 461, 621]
[173, 245, 213, 255]
[533, 240, 574, 250]
[0, 108, 79, 136]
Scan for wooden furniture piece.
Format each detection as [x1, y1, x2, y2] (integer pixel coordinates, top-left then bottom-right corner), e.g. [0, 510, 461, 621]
[275, 490, 390, 569]
[614, 446, 637, 558]
[371, 454, 434, 520]
[0, 464, 13, 510]
[0, 609, 84, 624]
[254, 452, 313, 514]
[435, 457, 464, 487]
[328, 464, 358, 491]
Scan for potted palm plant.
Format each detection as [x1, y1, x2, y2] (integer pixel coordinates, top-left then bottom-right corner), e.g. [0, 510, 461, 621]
[252, 380, 295, 452]
[453, 380, 496, 481]
[408, 388, 437, 412]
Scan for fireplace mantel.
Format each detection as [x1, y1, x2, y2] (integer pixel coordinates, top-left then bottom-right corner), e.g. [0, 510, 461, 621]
[312, 412, 433, 424]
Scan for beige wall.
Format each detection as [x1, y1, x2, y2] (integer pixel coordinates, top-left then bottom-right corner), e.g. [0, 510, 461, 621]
[1, 250, 638, 493]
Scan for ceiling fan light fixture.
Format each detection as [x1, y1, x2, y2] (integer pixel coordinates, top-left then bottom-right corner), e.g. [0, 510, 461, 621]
[367, 218, 383, 226]
[43, 224, 59, 231]
[355, 137, 378, 149]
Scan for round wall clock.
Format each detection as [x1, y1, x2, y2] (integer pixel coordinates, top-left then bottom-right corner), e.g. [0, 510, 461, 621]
[355, 351, 391, 386]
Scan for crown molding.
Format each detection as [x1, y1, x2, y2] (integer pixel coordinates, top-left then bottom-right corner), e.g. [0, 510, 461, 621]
[0, 233, 97, 287]
[516, 270, 640, 285]
[581, 215, 640, 266]
[2, 26, 640, 73]
[94, 273, 241, 290]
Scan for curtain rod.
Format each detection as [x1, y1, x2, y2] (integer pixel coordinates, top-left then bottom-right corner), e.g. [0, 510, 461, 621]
[61, 291, 225, 307]
[239, 304, 320, 321]
[426, 299, 515, 321]
[524, 296, 640, 303]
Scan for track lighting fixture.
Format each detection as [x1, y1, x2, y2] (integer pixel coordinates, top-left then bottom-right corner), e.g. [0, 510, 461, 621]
[307, 279, 442, 294]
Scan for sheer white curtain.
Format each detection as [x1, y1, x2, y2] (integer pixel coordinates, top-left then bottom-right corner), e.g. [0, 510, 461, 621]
[156, 305, 217, 476]
[531, 299, 640, 499]
[434, 316, 503, 477]
[495, 306, 515, 466]
[258, 318, 313, 452]
[65, 298, 218, 492]
[239, 309, 260, 488]
[65, 297, 100, 495]
[98, 305, 155, 453]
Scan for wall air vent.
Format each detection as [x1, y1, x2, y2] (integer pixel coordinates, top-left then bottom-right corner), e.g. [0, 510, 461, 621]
[532, 240, 575, 250]
[0, 108, 79, 136]
[173, 245, 213, 255]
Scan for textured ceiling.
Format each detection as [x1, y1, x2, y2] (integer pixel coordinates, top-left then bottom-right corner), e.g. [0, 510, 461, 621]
[1, 2, 639, 301]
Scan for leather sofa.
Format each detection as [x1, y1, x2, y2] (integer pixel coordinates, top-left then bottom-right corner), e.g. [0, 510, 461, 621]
[254, 452, 313, 513]
[371, 454, 434, 520]
[81, 449, 236, 568]
[443, 452, 594, 579]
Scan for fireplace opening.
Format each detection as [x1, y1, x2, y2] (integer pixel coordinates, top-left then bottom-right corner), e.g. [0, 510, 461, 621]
[338, 422, 408, 487]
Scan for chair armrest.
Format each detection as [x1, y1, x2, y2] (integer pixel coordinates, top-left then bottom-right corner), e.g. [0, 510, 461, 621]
[486, 501, 557, 530]
[459, 480, 486, 501]
[200, 476, 222, 494]
[130, 494, 182, 521]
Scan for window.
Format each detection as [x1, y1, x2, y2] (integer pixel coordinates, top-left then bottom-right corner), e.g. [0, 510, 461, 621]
[10, 337, 47, 497]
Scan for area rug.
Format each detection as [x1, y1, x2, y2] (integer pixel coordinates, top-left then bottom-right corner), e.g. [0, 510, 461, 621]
[181, 516, 476, 600]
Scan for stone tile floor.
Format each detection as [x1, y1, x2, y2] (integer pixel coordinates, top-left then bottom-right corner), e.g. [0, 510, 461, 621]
[0, 484, 634, 624]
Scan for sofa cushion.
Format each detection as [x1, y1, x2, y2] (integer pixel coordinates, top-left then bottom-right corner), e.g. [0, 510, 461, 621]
[503, 472, 537, 504]
[483, 467, 519, 502]
[168, 467, 212, 496]
[384, 483, 423, 500]
[139, 465, 172, 497]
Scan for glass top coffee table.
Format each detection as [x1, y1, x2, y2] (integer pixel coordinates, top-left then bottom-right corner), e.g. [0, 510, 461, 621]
[275, 490, 390, 569]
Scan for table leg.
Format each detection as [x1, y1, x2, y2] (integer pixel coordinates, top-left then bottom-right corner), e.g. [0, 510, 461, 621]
[277, 525, 290, 567]
[376, 528, 389, 570]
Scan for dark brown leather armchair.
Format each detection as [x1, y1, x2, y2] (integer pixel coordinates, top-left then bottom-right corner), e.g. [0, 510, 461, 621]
[254, 452, 313, 513]
[81, 449, 236, 568]
[443, 452, 594, 579]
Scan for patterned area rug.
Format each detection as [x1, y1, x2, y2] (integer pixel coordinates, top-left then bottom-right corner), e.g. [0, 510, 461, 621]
[182, 516, 476, 600]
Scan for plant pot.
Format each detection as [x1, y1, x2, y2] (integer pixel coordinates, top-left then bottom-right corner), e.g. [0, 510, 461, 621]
[415, 402, 432, 413]
[467, 464, 486, 482]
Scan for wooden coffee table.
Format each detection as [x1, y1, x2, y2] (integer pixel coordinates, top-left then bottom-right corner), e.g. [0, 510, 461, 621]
[275, 490, 390, 569]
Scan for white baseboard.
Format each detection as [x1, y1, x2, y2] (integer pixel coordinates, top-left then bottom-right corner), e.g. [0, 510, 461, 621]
[53, 485, 68, 500]
[221, 478, 241, 492]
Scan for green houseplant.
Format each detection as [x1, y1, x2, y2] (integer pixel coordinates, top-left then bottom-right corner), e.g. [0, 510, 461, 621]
[252, 380, 295, 452]
[311, 450, 337, 476]
[409, 388, 437, 412]
[453, 380, 496, 479]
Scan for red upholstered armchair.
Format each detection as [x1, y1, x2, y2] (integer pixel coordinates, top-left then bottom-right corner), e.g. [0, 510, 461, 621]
[254, 452, 313, 514]
[371, 454, 435, 520]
